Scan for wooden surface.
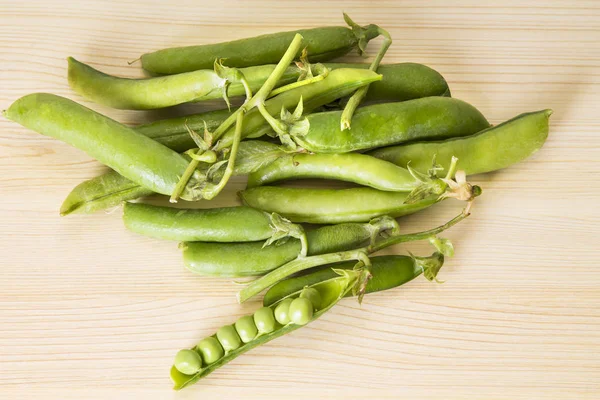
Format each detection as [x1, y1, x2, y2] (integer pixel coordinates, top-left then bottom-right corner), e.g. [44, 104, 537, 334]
[1, 1, 599, 398]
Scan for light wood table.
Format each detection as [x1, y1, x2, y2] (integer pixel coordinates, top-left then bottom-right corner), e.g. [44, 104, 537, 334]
[1, 1, 598, 398]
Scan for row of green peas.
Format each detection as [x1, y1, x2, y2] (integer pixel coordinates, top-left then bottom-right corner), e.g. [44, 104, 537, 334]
[174, 288, 321, 375]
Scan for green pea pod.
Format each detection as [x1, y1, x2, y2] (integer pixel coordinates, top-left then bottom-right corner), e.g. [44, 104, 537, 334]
[60, 140, 284, 216]
[369, 109, 552, 175]
[3, 93, 200, 200]
[143, 22, 381, 74]
[60, 68, 381, 215]
[293, 97, 490, 153]
[123, 203, 274, 242]
[240, 186, 440, 224]
[170, 269, 360, 390]
[60, 173, 153, 216]
[327, 62, 451, 102]
[181, 218, 397, 276]
[68, 58, 300, 110]
[69, 59, 450, 111]
[246, 152, 421, 191]
[263, 253, 443, 306]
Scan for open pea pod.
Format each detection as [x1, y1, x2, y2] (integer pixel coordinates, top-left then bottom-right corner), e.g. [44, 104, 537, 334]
[170, 269, 360, 390]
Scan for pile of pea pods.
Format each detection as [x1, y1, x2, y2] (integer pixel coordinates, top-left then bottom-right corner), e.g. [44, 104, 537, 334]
[3, 14, 551, 389]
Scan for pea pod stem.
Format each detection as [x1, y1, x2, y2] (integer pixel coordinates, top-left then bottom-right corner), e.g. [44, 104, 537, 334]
[237, 249, 369, 304]
[171, 34, 305, 202]
[370, 210, 469, 252]
[237, 209, 470, 303]
[341, 25, 392, 130]
[169, 158, 202, 203]
[245, 34, 305, 110]
[267, 72, 326, 98]
[237, 70, 254, 101]
[199, 111, 245, 200]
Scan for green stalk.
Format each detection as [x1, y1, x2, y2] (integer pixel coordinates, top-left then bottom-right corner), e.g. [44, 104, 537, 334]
[237, 209, 469, 303]
[170, 34, 305, 202]
[340, 26, 392, 130]
[268, 74, 326, 98]
[370, 211, 469, 252]
[199, 111, 244, 199]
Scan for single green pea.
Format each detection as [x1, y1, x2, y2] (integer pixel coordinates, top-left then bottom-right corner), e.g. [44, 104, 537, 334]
[253, 307, 277, 335]
[196, 337, 224, 364]
[173, 349, 202, 375]
[299, 287, 322, 311]
[274, 298, 294, 325]
[216, 325, 242, 353]
[235, 315, 258, 343]
[289, 297, 314, 325]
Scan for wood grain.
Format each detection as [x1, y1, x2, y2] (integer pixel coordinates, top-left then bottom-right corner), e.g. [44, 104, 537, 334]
[1, 0, 599, 398]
